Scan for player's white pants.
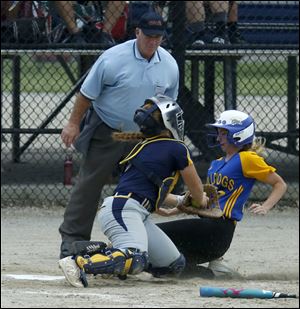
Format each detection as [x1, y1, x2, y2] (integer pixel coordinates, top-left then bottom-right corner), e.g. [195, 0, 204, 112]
[97, 196, 181, 268]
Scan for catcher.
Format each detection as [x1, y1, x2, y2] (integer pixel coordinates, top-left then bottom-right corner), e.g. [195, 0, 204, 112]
[157, 110, 287, 277]
[59, 94, 210, 287]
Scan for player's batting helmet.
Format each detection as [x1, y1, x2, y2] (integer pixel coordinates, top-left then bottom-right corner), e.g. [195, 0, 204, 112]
[206, 110, 255, 147]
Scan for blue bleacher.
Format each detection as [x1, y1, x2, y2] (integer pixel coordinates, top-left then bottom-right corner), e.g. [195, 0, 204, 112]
[238, 3, 299, 45]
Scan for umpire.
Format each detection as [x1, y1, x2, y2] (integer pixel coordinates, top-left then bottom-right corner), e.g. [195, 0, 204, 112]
[59, 11, 179, 259]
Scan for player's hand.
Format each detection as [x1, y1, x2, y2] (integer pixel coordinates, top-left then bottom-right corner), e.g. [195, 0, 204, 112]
[201, 192, 209, 208]
[156, 207, 180, 216]
[249, 203, 268, 215]
[61, 122, 80, 147]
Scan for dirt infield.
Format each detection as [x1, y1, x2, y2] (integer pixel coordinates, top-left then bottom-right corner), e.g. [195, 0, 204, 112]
[1, 205, 299, 308]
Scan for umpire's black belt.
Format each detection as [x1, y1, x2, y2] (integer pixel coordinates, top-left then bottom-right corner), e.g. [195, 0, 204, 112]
[114, 192, 153, 212]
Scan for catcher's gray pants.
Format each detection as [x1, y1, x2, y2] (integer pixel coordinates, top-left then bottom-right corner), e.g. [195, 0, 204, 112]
[98, 196, 181, 268]
[59, 121, 134, 258]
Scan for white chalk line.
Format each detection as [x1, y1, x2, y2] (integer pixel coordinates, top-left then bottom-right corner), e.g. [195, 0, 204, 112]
[2, 274, 129, 302]
[1, 288, 123, 301]
[3, 274, 65, 281]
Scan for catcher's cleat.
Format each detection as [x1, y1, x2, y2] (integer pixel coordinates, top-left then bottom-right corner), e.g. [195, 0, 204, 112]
[58, 256, 84, 288]
[79, 269, 89, 287]
[117, 274, 127, 280]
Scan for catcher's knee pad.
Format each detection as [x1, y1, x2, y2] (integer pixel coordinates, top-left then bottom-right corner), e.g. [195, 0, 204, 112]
[126, 249, 149, 275]
[149, 253, 186, 277]
[75, 248, 148, 276]
[169, 253, 186, 275]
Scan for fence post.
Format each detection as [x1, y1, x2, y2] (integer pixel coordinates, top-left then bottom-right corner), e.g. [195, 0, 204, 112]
[204, 58, 215, 120]
[191, 59, 199, 101]
[12, 56, 21, 163]
[1, 56, 3, 160]
[287, 56, 297, 153]
[223, 57, 237, 110]
[170, 1, 186, 96]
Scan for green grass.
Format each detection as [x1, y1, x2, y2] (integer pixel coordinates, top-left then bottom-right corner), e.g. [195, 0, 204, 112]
[185, 58, 292, 97]
[236, 60, 287, 96]
[2, 54, 296, 96]
[3, 54, 79, 93]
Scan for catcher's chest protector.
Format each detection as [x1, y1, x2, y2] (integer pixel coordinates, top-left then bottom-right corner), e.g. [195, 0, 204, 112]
[119, 138, 182, 211]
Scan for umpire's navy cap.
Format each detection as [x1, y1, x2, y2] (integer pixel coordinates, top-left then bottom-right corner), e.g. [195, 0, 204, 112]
[138, 12, 165, 36]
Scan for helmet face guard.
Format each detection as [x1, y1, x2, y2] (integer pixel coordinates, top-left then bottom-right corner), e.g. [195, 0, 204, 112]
[133, 104, 164, 137]
[206, 110, 255, 148]
[134, 95, 185, 140]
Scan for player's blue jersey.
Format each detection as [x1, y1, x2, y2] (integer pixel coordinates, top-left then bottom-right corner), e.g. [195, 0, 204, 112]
[207, 151, 276, 221]
[115, 137, 193, 210]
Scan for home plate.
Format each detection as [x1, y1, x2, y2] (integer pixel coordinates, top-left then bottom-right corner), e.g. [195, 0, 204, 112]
[4, 274, 65, 281]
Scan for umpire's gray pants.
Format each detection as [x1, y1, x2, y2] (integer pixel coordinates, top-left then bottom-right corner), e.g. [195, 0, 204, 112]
[59, 121, 134, 258]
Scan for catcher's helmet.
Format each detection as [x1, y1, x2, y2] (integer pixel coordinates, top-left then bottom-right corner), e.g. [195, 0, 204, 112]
[206, 110, 255, 147]
[134, 94, 184, 140]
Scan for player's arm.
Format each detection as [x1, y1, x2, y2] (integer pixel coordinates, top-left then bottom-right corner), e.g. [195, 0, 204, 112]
[158, 163, 209, 216]
[180, 164, 208, 208]
[249, 172, 287, 215]
[156, 194, 182, 216]
[158, 164, 209, 216]
[156, 205, 181, 216]
[61, 92, 91, 147]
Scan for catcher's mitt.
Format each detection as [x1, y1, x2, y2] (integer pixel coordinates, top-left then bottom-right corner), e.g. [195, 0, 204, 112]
[177, 184, 223, 218]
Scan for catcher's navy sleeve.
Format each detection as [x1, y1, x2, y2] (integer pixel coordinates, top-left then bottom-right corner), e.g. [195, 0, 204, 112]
[116, 139, 192, 204]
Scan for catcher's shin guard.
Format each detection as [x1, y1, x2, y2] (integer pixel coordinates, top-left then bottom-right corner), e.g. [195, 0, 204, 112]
[148, 253, 186, 277]
[75, 248, 148, 278]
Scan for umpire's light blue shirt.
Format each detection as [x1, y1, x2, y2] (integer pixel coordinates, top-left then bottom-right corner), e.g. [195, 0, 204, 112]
[80, 39, 179, 131]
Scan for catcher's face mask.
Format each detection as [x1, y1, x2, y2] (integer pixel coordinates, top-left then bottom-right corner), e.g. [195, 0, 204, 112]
[133, 104, 165, 137]
[205, 110, 255, 148]
[134, 94, 185, 140]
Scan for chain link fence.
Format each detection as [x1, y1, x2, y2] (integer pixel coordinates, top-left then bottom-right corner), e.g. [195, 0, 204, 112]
[1, 1, 299, 206]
